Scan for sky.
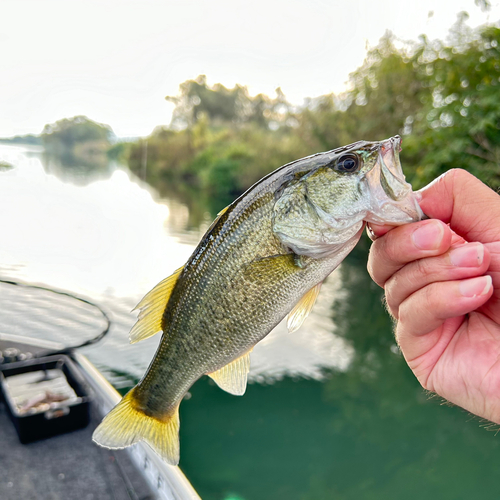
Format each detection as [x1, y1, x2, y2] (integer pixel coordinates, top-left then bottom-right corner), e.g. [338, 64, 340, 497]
[2, 0, 500, 138]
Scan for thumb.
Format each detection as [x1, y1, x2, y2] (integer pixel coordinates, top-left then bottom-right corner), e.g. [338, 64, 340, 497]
[418, 169, 500, 244]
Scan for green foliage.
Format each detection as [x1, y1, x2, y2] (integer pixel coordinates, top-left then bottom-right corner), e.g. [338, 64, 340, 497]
[298, 16, 500, 191]
[166, 74, 291, 130]
[405, 19, 500, 188]
[42, 115, 114, 170]
[127, 127, 194, 188]
[107, 141, 132, 163]
[125, 18, 500, 215]
[128, 116, 309, 215]
[0, 160, 14, 171]
[0, 134, 41, 146]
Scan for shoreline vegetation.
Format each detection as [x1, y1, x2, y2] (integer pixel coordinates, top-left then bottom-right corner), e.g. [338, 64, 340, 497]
[3, 16, 499, 214]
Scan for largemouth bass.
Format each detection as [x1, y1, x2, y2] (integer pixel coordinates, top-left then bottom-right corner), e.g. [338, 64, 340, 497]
[93, 135, 423, 464]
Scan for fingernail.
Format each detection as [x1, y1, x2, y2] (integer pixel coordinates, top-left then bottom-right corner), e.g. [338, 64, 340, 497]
[412, 221, 444, 250]
[459, 275, 492, 297]
[450, 243, 484, 267]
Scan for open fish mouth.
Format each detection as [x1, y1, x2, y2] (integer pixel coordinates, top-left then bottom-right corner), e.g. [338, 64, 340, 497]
[363, 136, 424, 225]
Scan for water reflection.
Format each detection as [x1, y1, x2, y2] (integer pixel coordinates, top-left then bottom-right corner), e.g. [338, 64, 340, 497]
[181, 248, 500, 500]
[158, 182, 232, 230]
[42, 152, 115, 186]
[0, 144, 354, 385]
[2, 144, 500, 500]
[251, 273, 353, 383]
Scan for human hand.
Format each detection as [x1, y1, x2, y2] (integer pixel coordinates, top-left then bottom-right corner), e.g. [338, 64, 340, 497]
[367, 169, 500, 424]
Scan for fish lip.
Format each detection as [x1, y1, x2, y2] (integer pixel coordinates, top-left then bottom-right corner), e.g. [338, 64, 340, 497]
[364, 195, 424, 225]
[381, 135, 402, 154]
[362, 135, 424, 224]
[378, 136, 407, 197]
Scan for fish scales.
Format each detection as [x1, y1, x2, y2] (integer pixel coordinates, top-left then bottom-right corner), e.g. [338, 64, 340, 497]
[138, 185, 318, 410]
[93, 136, 424, 464]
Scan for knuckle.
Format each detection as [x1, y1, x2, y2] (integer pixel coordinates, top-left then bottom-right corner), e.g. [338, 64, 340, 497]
[393, 321, 404, 345]
[397, 283, 433, 327]
[380, 234, 402, 265]
[382, 294, 398, 320]
[366, 251, 375, 278]
[384, 262, 424, 314]
[406, 257, 441, 294]
[397, 298, 411, 325]
[412, 258, 427, 282]
[383, 275, 399, 314]
[449, 168, 473, 183]
[421, 283, 434, 309]
[367, 243, 385, 287]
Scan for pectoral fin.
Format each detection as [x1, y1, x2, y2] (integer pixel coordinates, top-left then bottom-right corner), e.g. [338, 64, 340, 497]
[129, 266, 184, 344]
[207, 350, 252, 396]
[243, 253, 301, 285]
[287, 282, 322, 333]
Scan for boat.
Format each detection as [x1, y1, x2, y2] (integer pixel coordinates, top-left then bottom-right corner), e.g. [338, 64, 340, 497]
[0, 279, 200, 500]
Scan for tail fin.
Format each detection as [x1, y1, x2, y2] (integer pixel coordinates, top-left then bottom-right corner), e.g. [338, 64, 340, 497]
[92, 389, 180, 465]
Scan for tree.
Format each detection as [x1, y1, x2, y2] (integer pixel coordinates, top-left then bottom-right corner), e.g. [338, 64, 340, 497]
[127, 16, 500, 214]
[404, 17, 500, 188]
[165, 75, 292, 130]
[42, 116, 114, 170]
[297, 17, 500, 190]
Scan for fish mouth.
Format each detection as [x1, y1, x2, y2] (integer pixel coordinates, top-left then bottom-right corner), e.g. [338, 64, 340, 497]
[363, 136, 424, 225]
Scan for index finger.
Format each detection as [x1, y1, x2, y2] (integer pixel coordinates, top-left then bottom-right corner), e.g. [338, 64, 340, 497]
[367, 219, 452, 287]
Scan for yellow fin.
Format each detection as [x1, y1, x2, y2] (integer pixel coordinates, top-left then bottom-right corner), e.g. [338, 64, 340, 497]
[217, 205, 230, 217]
[92, 389, 181, 465]
[129, 266, 184, 344]
[207, 350, 252, 396]
[243, 254, 298, 283]
[205, 204, 231, 235]
[287, 282, 322, 333]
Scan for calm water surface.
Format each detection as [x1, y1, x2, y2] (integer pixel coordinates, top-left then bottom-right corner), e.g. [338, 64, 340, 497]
[1, 144, 499, 499]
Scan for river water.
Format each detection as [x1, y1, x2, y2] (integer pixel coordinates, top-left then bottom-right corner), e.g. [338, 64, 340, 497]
[1, 144, 499, 500]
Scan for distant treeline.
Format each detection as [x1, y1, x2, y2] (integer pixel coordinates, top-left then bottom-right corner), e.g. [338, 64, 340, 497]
[0, 117, 117, 173]
[41, 116, 116, 172]
[0, 134, 41, 146]
[23, 15, 500, 212]
[125, 16, 500, 206]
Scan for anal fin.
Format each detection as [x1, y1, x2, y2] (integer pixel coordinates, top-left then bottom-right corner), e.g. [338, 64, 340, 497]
[129, 266, 184, 344]
[207, 350, 252, 396]
[287, 282, 322, 333]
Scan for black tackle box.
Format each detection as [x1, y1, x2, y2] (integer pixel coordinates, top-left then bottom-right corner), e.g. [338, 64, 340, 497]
[0, 355, 91, 443]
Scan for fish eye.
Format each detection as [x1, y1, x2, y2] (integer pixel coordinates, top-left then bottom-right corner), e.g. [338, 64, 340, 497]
[336, 154, 360, 172]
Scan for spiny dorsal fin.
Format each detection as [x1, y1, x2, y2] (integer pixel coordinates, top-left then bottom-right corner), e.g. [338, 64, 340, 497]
[129, 266, 184, 344]
[204, 204, 231, 235]
[217, 205, 230, 217]
[207, 350, 252, 396]
[287, 282, 322, 333]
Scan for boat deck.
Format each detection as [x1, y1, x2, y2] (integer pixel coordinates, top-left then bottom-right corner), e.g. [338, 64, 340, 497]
[0, 399, 154, 500]
[0, 282, 199, 500]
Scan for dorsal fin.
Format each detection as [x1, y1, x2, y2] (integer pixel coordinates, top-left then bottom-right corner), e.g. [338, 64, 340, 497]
[204, 204, 231, 235]
[217, 205, 230, 217]
[129, 266, 184, 344]
[207, 350, 252, 396]
[287, 282, 322, 333]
